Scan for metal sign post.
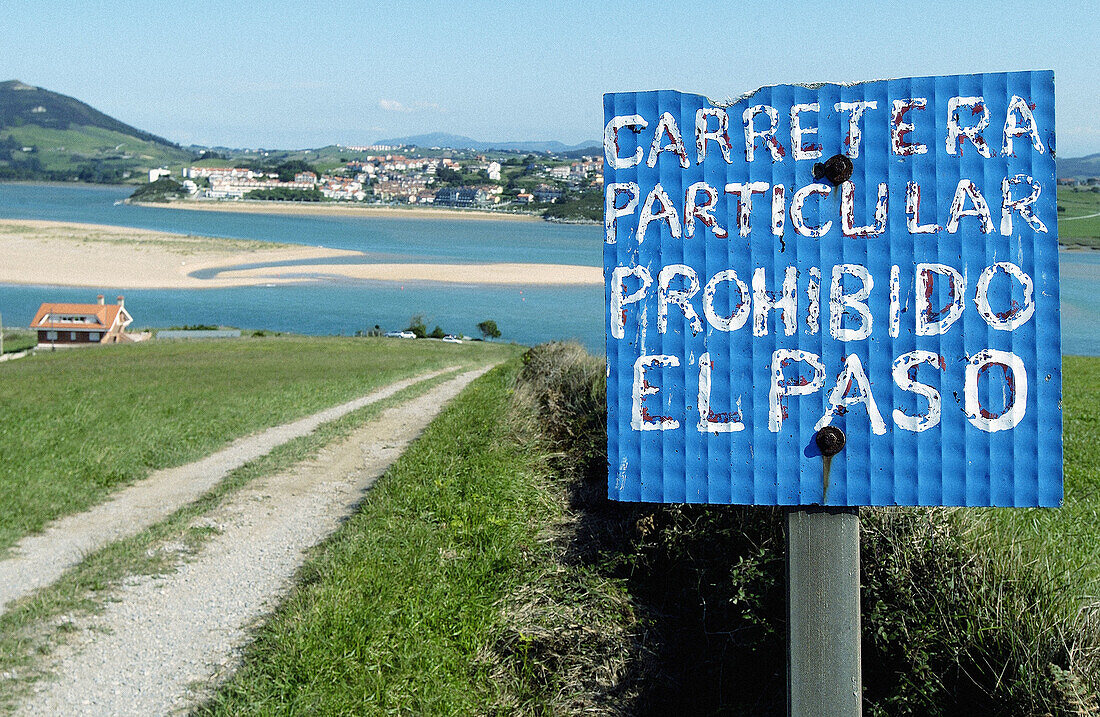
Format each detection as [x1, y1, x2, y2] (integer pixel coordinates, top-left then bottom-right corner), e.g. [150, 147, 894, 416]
[787, 506, 860, 717]
[603, 72, 1060, 714]
[787, 426, 860, 716]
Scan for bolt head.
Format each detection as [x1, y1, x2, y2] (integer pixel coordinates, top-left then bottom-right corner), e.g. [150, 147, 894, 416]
[822, 154, 853, 185]
[816, 426, 846, 457]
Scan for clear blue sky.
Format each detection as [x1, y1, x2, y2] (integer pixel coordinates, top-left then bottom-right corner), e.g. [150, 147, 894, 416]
[2, 1, 1097, 156]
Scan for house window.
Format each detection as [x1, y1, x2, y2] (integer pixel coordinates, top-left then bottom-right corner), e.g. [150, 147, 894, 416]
[70, 332, 77, 341]
[89, 332, 100, 342]
[46, 331, 57, 340]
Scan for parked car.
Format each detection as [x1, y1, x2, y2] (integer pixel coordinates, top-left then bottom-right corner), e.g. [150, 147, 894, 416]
[384, 331, 416, 339]
[441, 335, 463, 344]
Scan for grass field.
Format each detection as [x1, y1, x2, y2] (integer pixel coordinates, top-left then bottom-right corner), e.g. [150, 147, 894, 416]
[1059, 187, 1100, 249]
[2, 124, 191, 173]
[0, 336, 518, 551]
[0, 329, 35, 354]
[197, 361, 559, 714]
[195, 347, 1100, 714]
[971, 355, 1100, 592]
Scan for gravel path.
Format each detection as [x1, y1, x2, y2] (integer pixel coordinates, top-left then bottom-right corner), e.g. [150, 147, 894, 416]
[17, 365, 493, 716]
[0, 366, 458, 614]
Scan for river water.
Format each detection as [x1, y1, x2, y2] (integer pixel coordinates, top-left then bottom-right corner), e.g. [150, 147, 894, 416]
[0, 183, 1096, 355]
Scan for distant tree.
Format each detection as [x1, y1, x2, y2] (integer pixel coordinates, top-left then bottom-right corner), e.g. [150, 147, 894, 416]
[245, 187, 324, 202]
[435, 166, 462, 185]
[405, 314, 427, 338]
[269, 159, 317, 181]
[429, 325, 446, 339]
[477, 320, 501, 339]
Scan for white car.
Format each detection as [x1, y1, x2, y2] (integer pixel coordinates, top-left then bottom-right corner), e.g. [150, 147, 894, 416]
[441, 335, 463, 344]
[384, 331, 416, 339]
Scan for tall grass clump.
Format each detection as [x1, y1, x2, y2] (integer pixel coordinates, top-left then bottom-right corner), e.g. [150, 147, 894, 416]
[499, 342, 1098, 715]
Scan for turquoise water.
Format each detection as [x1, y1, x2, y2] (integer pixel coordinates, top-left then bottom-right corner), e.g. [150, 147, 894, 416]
[0, 183, 1097, 355]
[0, 184, 604, 351]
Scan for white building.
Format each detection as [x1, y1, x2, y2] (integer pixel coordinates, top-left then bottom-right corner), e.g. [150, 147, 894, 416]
[487, 161, 502, 181]
[149, 168, 172, 182]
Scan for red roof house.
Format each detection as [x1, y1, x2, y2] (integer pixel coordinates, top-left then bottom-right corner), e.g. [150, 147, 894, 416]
[30, 295, 134, 346]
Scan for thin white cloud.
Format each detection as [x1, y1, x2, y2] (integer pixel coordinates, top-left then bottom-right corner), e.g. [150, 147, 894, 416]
[379, 99, 445, 113]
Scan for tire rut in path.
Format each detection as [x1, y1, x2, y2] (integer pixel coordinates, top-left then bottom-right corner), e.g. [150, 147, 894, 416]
[17, 365, 494, 716]
[0, 365, 459, 615]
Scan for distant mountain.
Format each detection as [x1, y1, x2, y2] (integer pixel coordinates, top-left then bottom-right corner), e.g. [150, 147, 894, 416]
[0, 80, 177, 147]
[0, 80, 192, 182]
[1059, 153, 1100, 180]
[375, 132, 601, 155]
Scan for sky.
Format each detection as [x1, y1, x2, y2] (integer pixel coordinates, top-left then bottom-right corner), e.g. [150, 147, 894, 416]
[1, 1, 1097, 156]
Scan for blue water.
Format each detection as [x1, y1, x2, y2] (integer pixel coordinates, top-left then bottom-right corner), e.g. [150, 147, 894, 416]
[0, 183, 605, 351]
[0, 183, 1097, 355]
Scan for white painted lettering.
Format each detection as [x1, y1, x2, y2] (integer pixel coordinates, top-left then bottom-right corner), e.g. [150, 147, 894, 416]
[604, 114, 648, 169]
[753, 266, 798, 336]
[769, 349, 826, 432]
[892, 351, 943, 432]
[816, 354, 887, 435]
[632, 354, 680, 431]
[830, 264, 874, 341]
[963, 349, 1027, 432]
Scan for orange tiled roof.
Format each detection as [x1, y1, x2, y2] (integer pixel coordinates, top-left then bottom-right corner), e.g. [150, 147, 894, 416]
[30, 302, 122, 332]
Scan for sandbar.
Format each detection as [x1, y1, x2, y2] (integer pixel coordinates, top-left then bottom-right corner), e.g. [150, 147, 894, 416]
[135, 199, 542, 222]
[0, 219, 600, 289]
[215, 262, 601, 286]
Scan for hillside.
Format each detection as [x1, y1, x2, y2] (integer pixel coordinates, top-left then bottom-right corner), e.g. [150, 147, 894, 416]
[1059, 152, 1100, 180]
[375, 132, 601, 155]
[0, 80, 193, 183]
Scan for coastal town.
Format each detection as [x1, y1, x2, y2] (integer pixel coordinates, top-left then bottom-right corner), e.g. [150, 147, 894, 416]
[147, 147, 604, 212]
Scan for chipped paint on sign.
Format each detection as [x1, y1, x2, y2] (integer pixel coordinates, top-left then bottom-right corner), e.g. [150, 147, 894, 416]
[605, 72, 1061, 507]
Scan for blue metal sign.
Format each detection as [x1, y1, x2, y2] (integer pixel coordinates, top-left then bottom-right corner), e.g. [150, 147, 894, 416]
[604, 71, 1061, 507]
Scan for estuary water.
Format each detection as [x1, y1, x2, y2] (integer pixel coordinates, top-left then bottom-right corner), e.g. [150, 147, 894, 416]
[0, 183, 1097, 355]
[0, 184, 604, 351]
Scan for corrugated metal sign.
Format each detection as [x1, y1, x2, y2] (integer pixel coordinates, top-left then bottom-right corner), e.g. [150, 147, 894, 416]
[604, 71, 1061, 507]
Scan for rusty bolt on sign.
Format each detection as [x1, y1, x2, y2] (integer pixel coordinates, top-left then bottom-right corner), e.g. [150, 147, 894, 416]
[812, 154, 854, 185]
[815, 425, 847, 457]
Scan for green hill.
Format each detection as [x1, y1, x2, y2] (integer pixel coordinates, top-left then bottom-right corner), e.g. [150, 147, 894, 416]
[0, 80, 193, 183]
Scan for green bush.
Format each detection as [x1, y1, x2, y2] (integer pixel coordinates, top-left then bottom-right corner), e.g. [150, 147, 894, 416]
[405, 314, 427, 339]
[478, 319, 502, 339]
[504, 342, 1098, 715]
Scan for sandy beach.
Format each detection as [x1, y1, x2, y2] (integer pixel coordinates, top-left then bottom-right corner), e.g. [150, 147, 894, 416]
[216, 262, 601, 285]
[0, 219, 600, 289]
[135, 199, 542, 222]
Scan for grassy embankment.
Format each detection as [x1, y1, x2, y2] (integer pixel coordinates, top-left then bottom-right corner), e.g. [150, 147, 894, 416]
[1059, 187, 1100, 250]
[0, 329, 35, 354]
[198, 362, 566, 714]
[200, 345, 1100, 715]
[0, 365, 474, 709]
[0, 336, 516, 552]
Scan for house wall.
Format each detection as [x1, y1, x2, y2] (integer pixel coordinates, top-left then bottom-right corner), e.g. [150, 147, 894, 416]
[37, 329, 102, 344]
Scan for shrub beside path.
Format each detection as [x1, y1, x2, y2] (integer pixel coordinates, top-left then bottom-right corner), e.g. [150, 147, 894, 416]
[16, 365, 494, 715]
[0, 365, 460, 615]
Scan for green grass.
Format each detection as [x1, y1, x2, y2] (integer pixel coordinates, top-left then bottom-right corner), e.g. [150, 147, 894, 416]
[0, 368, 467, 711]
[963, 355, 1100, 595]
[2, 124, 191, 173]
[197, 361, 559, 715]
[0, 336, 517, 551]
[0, 369, 464, 712]
[1058, 187, 1100, 248]
[0, 329, 35, 354]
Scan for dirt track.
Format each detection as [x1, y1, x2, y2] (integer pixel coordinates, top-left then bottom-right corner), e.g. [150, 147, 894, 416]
[17, 365, 492, 715]
[0, 366, 457, 614]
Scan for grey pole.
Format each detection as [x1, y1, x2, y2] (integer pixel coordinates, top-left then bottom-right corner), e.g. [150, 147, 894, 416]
[787, 505, 862, 717]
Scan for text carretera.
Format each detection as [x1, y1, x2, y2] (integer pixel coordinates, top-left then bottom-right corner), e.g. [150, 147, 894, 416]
[604, 83, 1056, 439]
